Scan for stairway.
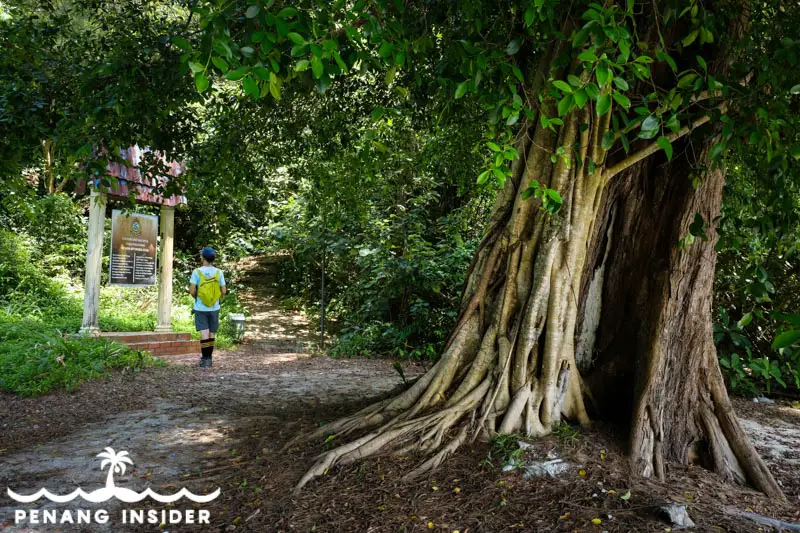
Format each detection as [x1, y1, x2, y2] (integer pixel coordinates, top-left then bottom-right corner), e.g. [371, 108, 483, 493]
[100, 331, 200, 357]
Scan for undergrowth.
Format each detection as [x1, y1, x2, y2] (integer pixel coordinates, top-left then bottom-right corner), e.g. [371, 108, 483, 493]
[0, 316, 164, 396]
[0, 229, 246, 396]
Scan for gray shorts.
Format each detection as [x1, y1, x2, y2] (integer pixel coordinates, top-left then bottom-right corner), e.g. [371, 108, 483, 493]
[194, 310, 220, 333]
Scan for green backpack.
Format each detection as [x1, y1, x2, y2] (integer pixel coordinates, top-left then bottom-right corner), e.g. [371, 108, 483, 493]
[196, 270, 222, 307]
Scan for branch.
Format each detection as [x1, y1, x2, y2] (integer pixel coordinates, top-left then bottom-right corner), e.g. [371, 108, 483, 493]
[602, 105, 726, 181]
[612, 89, 720, 144]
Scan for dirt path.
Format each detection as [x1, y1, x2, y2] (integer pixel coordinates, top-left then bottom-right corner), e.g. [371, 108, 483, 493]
[1, 256, 798, 532]
[0, 256, 423, 532]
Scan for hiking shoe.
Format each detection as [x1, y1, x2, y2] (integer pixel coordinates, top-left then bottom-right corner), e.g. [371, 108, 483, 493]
[199, 358, 208, 368]
[207, 358, 213, 368]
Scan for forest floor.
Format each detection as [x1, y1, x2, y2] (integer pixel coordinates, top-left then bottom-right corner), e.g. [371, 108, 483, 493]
[1, 256, 799, 532]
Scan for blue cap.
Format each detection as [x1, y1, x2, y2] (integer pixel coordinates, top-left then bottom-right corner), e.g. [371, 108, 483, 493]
[200, 247, 216, 261]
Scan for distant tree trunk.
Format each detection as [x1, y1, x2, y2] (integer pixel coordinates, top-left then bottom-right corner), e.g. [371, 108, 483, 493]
[291, 5, 782, 498]
[41, 139, 55, 193]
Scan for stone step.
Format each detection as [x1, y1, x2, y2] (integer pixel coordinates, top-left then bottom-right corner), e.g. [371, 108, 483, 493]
[99, 332, 200, 356]
[100, 331, 192, 344]
[127, 340, 200, 356]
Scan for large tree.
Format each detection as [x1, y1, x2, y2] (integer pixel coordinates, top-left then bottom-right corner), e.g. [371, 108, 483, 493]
[182, 0, 800, 497]
[0, 0, 200, 192]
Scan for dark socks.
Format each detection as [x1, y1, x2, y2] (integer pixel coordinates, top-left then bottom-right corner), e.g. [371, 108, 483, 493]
[200, 337, 215, 367]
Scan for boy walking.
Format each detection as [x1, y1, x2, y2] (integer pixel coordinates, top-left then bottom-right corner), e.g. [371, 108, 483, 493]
[189, 247, 227, 367]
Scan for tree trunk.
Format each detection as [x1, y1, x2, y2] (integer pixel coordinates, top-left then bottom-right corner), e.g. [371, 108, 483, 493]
[291, 13, 782, 499]
[578, 143, 781, 495]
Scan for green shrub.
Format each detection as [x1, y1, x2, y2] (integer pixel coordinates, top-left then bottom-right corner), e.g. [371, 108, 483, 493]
[0, 316, 163, 397]
[1, 193, 87, 278]
[715, 162, 800, 396]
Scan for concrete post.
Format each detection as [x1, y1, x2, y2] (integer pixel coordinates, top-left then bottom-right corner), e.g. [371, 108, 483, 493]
[155, 205, 175, 332]
[80, 190, 106, 335]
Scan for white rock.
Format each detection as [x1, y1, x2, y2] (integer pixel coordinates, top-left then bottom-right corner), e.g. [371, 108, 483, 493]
[659, 504, 695, 529]
[522, 458, 570, 479]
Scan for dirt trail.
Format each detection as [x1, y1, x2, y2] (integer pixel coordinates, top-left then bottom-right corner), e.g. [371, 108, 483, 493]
[0, 256, 422, 532]
[1, 256, 798, 532]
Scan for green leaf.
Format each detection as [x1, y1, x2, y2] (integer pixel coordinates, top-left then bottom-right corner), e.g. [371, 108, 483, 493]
[618, 39, 631, 62]
[295, 59, 310, 72]
[791, 84, 800, 95]
[524, 6, 535, 26]
[613, 77, 629, 91]
[211, 56, 229, 72]
[379, 41, 394, 58]
[657, 136, 673, 160]
[553, 80, 573, 93]
[246, 5, 260, 18]
[601, 130, 615, 150]
[772, 330, 800, 349]
[455, 81, 468, 99]
[194, 72, 209, 93]
[543, 188, 563, 213]
[291, 44, 308, 57]
[477, 170, 491, 185]
[170, 36, 191, 52]
[737, 312, 753, 329]
[682, 29, 699, 47]
[287, 32, 305, 45]
[487, 142, 502, 152]
[579, 50, 597, 62]
[276, 7, 297, 18]
[620, 490, 632, 501]
[506, 39, 522, 55]
[371, 107, 385, 121]
[696, 55, 707, 72]
[251, 67, 269, 80]
[596, 93, 611, 116]
[311, 56, 324, 79]
[596, 63, 610, 87]
[574, 89, 588, 109]
[384, 65, 396, 85]
[521, 186, 537, 200]
[334, 51, 348, 72]
[585, 83, 600, 100]
[242, 76, 258, 98]
[557, 94, 574, 117]
[641, 114, 660, 132]
[612, 91, 631, 109]
[677, 73, 698, 89]
[225, 66, 250, 81]
[189, 61, 204, 73]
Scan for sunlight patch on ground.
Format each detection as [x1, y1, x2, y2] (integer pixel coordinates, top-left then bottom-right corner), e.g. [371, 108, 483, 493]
[740, 417, 800, 465]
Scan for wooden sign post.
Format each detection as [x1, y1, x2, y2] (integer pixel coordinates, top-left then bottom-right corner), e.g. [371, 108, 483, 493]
[78, 146, 185, 335]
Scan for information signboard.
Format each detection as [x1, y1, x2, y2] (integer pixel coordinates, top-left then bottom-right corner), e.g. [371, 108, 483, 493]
[109, 210, 158, 286]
